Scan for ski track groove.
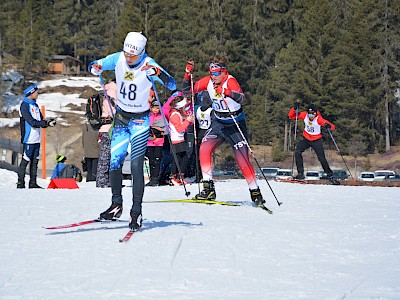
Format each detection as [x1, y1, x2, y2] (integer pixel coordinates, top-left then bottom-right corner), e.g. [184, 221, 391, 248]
[168, 236, 183, 282]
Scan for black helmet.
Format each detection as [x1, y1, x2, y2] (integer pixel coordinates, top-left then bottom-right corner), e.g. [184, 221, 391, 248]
[307, 104, 317, 113]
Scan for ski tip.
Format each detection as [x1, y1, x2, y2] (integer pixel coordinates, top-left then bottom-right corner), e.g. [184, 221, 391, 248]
[258, 205, 273, 214]
[119, 230, 135, 243]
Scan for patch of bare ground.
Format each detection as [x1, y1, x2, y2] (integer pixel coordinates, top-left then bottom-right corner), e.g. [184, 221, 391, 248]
[251, 145, 400, 176]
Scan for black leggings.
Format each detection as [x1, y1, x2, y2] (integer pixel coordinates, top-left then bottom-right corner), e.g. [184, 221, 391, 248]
[295, 138, 333, 176]
[146, 146, 163, 181]
[171, 142, 188, 177]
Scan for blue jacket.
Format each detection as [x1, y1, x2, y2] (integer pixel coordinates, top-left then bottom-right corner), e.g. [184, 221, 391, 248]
[19, 97, 47, 144]
[51, 163, 67, 179]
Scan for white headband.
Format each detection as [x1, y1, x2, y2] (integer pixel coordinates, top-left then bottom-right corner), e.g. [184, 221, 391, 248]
[174, 98, 187, 109]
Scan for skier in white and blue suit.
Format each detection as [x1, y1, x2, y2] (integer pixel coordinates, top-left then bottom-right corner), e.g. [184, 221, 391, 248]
[17, 84, 56, 189]
[89, 32, 176, 231]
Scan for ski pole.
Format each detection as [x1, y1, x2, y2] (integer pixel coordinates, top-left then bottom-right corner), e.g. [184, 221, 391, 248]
[291, 104, 299, 176]
[150, 77, 191, 197]
[221, 97, 282, 206]
[190, 73, 201, 194]
[327, 128, 354, 180]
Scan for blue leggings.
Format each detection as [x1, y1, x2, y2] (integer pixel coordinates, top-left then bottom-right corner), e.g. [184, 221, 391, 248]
[109, 111, 150, 214]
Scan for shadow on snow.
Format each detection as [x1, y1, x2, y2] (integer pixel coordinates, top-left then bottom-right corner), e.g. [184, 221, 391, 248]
[45, 220, 202, 235]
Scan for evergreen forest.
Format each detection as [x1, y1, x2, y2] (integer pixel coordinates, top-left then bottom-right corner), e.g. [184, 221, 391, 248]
[1, 0, 400, 157]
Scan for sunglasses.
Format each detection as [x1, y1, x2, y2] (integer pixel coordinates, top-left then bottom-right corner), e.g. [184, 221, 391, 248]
[307, 113, 316, 117]
[210, 71, 222, 76]
[124, 52, 140, 58]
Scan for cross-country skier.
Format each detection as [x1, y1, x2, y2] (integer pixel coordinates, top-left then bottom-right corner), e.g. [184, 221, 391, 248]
[181, 55, 267, 207]
[89, 32, 177, 231]
[288, 102, 340, 185]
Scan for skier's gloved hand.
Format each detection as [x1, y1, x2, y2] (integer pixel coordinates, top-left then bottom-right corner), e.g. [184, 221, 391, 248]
[294, 100, 301, 109]
[91, 64, 102, 76]
[222, 88, 232, 98]
[324, 123, 331, 129]
[185, 61, 194, 74]
[184, 61, 194, 81]
[214, 84, 224, 95]
[200, 91, 212, 110]
[141, 63, 160, 77]
[46, 118, 56, 127]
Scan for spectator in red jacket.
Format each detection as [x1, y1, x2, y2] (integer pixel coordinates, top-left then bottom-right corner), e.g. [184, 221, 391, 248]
[288, 103, 339, 185]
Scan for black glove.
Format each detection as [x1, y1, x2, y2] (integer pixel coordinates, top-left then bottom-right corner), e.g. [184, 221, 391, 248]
[46, 118, 56, 127]
[200, 91, 212, 111]
[294, 101, 300, 110]
[324, 123, 331, 129]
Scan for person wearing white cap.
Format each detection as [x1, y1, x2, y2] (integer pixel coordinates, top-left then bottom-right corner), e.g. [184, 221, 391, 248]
[17, 84, 56, 189]
[88, 32, 177, 231]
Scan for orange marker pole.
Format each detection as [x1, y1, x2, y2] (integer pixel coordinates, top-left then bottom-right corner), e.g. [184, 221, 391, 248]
[41, 105, 46, 179]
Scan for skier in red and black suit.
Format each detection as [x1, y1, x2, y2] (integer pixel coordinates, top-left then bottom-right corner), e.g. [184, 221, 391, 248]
[288, 102, 339, 185]
[182, 55, 266, 206]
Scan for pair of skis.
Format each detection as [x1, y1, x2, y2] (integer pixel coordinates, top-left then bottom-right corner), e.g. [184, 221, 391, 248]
[43, 198, 273, 243]
[43, 218, 136, 243]
[146, 198, 273, 213]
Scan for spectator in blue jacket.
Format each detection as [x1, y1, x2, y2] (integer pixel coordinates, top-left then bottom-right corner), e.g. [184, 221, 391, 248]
[51, 154, 67, 179]
[17, 84, 56, 189]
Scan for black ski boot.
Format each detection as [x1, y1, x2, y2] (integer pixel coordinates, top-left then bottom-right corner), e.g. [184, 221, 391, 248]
[99, 202, 123, 220]
[129, 210, 142, 232]
[17, 181, 25, 189]
[328, 176, 340, 185]
[29, 181, 43, 189]
[28, 158, 43, 188]
[145, 178, 159, 187]
[17, 158, 29, 189]
[250, 188, 266, 207]
[194, 180, 216, 200]
[295, 173, 305, 180]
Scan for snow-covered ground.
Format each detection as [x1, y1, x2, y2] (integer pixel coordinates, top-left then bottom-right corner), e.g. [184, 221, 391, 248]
[0, 169, 399, 300]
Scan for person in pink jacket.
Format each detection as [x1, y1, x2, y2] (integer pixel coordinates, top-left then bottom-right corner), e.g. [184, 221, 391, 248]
[167, 93, 195, 186]
[96, 81, 117, 188]
[145, 99, 165, 186]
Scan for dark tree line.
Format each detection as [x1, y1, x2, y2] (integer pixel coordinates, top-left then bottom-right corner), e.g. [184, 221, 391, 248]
[1, 0, 400, 155]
